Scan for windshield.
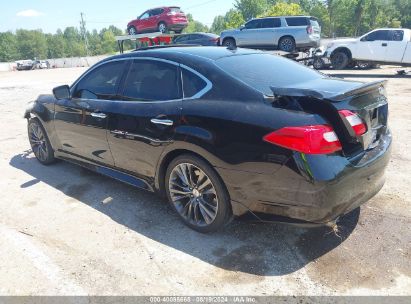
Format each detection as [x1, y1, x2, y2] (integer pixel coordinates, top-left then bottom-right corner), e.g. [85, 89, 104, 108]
[215, 53, 323, 96]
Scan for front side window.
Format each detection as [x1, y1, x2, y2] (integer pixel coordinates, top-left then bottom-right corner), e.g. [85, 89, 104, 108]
[73, 60, 126, 99]
[182, 68, 207, 98]
[364, 30, 390, 41]
[139, 12, 150, 20]
[245, 19, 262, 29]
[122, 60, 181, 101]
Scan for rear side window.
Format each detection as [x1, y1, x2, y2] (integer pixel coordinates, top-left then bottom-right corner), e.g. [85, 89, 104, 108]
[285, 17, 309, 26]
[73, 60, 125, 99]
[182, 69, 207, 98]
[390, 30, 404, 41]
[262, 18, 281, 28]
[216, 54, 322, 96]
[122, 60, 181, 101]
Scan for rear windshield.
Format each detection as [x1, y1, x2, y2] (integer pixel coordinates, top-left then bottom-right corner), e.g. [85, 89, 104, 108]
[170, 7, 183, 13]
[285, 17, 309, 26]
[310, 18, 320, 28]
[215, 54, 322, 96]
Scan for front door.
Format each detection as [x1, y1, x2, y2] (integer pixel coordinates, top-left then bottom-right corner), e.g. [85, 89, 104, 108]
[106, 59, 182, 179]
[237, 19, 262, 46]
[356, 30, 390, 61]
[54, 60, 127, 166]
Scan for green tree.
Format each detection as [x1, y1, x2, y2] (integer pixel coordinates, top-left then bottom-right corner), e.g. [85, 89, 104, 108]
[0, 32, 19, 61]
[46, 30, 66, 58]
[261, 2, 305, 17]
[184, 14, 209, 33]
[224, 9, 246, 29]
[16, 29, 47, 59]
[235, 0, 269, 20]
[210, 15, 226, 34]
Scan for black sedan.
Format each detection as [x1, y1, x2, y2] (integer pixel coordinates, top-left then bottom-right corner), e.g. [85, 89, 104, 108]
[25, 46, 391, 233]
[172, 32, 220, 46]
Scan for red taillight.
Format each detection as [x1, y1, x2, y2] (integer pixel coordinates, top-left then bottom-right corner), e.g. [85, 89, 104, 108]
[263, 125, 342, 154]
[339, 110, 367, 136]
[306, 25, 313, 34]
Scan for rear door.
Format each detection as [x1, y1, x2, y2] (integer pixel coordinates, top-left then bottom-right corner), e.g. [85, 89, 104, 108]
[148, 8, 164, 31]
[384, 30, 407, 63]
[356, 30, 390, 61]
[54, 60, 127, 165]
[106, 58, 182, 178]
[257, 18, 281, 46]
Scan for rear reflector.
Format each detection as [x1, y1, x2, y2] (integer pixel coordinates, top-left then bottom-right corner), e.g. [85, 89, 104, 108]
[339, 110, 367, 136]
[263, 125, 342, 154]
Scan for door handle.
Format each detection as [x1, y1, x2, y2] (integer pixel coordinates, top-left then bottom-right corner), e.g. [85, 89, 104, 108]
[382, 43, 387, 47]
[150, 118, 173, 126]
[91, 112, 107, 119]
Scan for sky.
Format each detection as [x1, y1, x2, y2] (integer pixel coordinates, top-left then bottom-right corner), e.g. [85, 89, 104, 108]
[0, 0, 236, 33]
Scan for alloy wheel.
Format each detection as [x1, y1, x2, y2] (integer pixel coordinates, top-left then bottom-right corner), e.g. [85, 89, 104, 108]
[169, 163, 218, 226]
[159, 23, 167, 33]
[29, 123, 48, 162]
[279, 38, 294, 52]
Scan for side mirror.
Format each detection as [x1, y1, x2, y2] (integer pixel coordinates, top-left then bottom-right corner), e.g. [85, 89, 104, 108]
[53, 85, 70, 100]
[240, 25, 245, 30]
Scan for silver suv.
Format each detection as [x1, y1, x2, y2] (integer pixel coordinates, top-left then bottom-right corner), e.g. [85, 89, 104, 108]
[220, 16, 321, 52]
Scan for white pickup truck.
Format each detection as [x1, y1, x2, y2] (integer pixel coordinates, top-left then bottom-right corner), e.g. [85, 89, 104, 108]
[325, 28, 411, 69]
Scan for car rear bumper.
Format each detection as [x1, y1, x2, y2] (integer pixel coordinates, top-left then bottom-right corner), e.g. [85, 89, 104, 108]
[216, 130, 392, 225]
[168, 23, 188, 30]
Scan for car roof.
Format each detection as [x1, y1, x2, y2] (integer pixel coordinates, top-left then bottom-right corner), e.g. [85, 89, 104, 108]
[104, 46, 261, 63]
[253, 15, 313, 20]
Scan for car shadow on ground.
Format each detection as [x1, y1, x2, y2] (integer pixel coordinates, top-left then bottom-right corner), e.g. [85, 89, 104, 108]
[10, 151, 360, 276]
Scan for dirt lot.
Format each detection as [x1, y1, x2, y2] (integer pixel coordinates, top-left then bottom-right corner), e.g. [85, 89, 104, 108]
[0, 66, 410, 296]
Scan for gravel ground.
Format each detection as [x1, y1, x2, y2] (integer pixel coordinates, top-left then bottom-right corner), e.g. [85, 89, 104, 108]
[0, 66, 410, 296]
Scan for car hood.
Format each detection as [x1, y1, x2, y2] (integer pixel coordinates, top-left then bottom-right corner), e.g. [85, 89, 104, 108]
[221, 28, 240, 35]
[328, 38, 357, 45]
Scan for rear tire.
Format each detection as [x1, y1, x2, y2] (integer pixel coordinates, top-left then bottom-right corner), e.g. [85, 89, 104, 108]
[313, 57, 325, 70]
[223, 38, 236, 49]
[331, 51, 349, 69]
[158, 22, 167, 33]
[278, 36, 296, 52]
[128, 26, 137, 35]
[27, 118, 56, 165]
[165, 154, 232, 233]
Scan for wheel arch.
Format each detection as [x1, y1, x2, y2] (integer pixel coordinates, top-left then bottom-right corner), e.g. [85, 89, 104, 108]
[278, 35, 295, 44]
[331, 47, 352, 59]
[222, 37, 236, 45]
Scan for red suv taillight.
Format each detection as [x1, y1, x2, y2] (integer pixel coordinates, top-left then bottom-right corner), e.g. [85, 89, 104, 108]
[263, 125, 342, 154]
[306, 25, 313, 34]
[338, 110, 367, 136]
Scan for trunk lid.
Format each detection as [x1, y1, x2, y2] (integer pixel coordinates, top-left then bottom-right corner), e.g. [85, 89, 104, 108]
[270, 78, 388, 156]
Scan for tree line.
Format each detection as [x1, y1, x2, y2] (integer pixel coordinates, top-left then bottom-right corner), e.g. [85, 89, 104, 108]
[0, 0, 410, 62]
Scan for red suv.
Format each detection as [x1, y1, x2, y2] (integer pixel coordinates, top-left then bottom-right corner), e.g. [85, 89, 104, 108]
[127, 7, 188, 35]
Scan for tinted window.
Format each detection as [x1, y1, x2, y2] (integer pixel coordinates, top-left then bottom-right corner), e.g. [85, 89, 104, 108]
[245, 19, 262, 29]
[390, 30, 404, 41]
[173, 35, 188, 43]
[151, 8, 164, 16]
[140, 12, 150, 19]
[285, 17, 309, 26]
[262, 18, 281, 28]
[182, 69, 207, 98]
[73, 61, 125, 99]
[365, 30, 390, 41]
[170, 7, 183, 13]
[216, 54, 322, 96]
[122, 60, 181, 101]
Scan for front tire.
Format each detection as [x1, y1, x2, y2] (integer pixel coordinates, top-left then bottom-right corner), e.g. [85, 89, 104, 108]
[313, 57, 325, 70]
[165, 154, 232, 233]
[128, 26, 137, 35]
[28, 118, 55, 165]
[331, 51, 349, 69]
[278, 36, 296, 52]
[223, 38, 236, 49]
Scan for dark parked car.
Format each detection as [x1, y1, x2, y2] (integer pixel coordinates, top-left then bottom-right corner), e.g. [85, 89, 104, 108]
[127, 6, 188, 35]
[25, 46, 391, 233]
[172, 33, 220, 46]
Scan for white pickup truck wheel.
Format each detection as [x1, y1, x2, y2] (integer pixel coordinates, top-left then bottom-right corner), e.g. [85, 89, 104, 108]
[331, 52, 349, 70]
